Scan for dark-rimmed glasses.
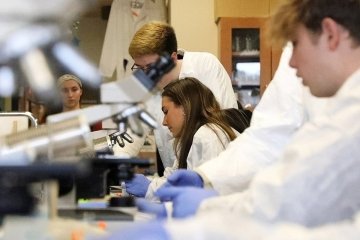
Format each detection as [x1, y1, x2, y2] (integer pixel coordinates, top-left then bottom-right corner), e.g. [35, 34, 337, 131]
[131, 63, 152, 72]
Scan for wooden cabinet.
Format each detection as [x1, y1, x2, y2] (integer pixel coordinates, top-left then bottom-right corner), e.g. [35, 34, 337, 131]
[218, 17, 280, 108]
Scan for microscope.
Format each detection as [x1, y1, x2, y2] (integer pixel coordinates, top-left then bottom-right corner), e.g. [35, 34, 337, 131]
[0, 0, 174, 224]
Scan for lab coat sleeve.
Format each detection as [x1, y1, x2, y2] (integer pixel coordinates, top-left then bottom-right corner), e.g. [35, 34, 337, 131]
[197, 123, 360, 227]
[145, 175, 167, 201]
[196, 43, 307, 195]
[247, 118, 360, 226]
[145, 163, 178, 201]
[164, 211, 360, 240]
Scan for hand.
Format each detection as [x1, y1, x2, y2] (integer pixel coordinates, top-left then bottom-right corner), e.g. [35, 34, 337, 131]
[167, 169, 204, 188]
[106, 221, 169, 240]
[156, 186, 218, 218]
[135, 198, 167, 219]
[125, 174, 151, 197]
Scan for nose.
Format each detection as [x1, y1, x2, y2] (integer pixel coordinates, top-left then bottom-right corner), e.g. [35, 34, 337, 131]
[162, 117, 168, 126]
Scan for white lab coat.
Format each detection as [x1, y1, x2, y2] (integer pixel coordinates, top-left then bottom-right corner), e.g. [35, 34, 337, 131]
[196, 43, 326, 195]
[99, 0, 167, 80]
[145, 124, 239, 200]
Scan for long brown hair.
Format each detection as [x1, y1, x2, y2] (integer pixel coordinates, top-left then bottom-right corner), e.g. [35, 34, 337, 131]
[161, 77, 237, 169]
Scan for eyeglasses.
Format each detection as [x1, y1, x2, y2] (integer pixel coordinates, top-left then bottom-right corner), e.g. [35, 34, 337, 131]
[131, 63, 152, 72]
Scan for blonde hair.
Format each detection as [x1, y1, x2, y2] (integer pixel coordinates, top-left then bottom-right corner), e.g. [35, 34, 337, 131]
[129, 21, 177, 58]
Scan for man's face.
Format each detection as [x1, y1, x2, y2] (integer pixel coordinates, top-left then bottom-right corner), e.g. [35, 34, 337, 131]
[133, 53, 173, 89]
[289, 24, 338, 97]
[133, 53, 159, 72]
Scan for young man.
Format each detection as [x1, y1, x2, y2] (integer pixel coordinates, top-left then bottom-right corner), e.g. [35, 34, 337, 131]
[106, 0, 360, 239]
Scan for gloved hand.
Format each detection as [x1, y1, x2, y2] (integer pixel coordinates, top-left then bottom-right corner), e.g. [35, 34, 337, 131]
[135, 198, 167, 219]
[167, 169, 204, 188]
[124, 174, 151, 197]
[156, 186, 218, 218]
[106, 221, 169, 240]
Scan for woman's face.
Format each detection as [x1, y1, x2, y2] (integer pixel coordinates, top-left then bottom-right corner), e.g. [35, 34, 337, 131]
[59, 79, 82, 111]
[161, 96, 185, 138]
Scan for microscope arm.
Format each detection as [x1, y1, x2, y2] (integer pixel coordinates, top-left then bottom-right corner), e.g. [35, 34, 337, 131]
[47, 103, 138, 126]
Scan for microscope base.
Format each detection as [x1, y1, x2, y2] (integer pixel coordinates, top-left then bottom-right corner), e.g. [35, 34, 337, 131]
[58, 207, 133, 221]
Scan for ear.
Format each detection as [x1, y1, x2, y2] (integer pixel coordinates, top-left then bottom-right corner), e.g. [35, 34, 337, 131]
[321, 17, 341, 50]
[170, 51, 178, 62]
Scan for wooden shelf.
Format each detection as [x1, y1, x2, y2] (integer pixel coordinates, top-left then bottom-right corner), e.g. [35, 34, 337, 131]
[232, 50, 260, 58]
[218, 17, 271, 95]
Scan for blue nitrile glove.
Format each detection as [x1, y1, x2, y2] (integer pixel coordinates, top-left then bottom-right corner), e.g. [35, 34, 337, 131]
[167, 169, 204, 188]
[124, 174, 151, 197]
[106, 221, 169, 240]
[156, 186, 218, 218]
[136, 198, 167, 219]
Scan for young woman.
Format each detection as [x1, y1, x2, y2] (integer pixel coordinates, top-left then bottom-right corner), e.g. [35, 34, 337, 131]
[57, 74, 83, 112]
[126, 77, 249, 200]
[161, 77, 239, 169]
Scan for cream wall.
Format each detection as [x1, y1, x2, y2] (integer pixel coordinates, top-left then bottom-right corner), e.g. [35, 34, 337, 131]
[170, 0, 218, 57]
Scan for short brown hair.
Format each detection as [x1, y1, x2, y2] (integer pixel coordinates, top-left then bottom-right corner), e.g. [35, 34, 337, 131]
[129, 21, 178, 58]
[269, 0, 360, 47]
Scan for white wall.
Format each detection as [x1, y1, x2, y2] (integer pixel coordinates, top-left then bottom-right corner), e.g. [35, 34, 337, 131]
[170, 0, 218, 57]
